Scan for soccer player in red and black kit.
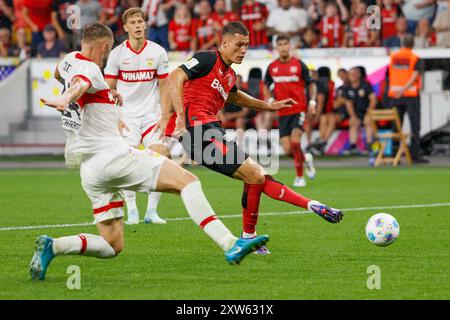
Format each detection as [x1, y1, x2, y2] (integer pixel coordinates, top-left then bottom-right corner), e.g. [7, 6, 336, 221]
[161, 22, 343, 254]
[265, 35, 317, 187]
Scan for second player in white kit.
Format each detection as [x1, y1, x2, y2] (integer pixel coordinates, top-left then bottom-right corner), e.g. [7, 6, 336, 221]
[104, 9, 171, 225]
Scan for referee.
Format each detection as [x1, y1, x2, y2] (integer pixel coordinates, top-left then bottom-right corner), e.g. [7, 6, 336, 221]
[388, 34, 427, 163]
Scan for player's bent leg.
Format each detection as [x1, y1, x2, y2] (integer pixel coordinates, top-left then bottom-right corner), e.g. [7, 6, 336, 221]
[155, 159, 268, 264]
[232, 158, 271, 254]
[30, 219, 121, 281]
[238, 165, 343, 224]
[30, 189, 125, 280]
[233, 157, 266, 237]
[96, 217, 125, 255]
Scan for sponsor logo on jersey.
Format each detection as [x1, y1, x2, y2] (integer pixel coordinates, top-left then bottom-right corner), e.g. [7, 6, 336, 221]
[119, 69, 156, 82]
[211, 78, 228, 100]
[272, 75, 300, 83]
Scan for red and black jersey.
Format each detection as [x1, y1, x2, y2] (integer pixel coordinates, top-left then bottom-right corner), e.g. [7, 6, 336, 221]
[239, 2, 269, 48]
[264, 57, 311, 116]
[190, 16, 216, 50]
[179, 50, 237, 127]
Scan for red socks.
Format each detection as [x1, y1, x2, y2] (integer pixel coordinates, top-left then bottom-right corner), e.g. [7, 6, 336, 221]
[242, 183, 265, 234]
[290, 141, 305, 177]
[263, 175, 310, 209]
[241, 176, 311, 234]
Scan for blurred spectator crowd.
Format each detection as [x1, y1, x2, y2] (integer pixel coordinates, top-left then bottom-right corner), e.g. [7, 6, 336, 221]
[1, 0, 450, 60]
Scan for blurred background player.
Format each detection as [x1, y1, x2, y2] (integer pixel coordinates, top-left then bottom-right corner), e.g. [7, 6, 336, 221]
[264, 34, 317, 187]
[31, 23, 269, 280]
[307, 66, 335, 156]
[104, 7, 169, 225]
[164, 22, 343, 255]
[342, 66, 377, 155]
[309, 68, 350, 155]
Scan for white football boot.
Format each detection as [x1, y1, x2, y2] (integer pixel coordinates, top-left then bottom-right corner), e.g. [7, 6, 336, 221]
[144, 209, 167, 224]
[293, 176, 307, 187]
[125, 208, 140, 225]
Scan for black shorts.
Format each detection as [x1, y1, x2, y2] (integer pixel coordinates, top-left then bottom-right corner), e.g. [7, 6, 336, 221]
[278, 112, 305, 138]
[333, 106, 367, 121]
[333, 106, 349, 121]
[180, 121, 249, 177]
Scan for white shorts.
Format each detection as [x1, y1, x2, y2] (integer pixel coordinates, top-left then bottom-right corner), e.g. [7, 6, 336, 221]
[80, 148, 166, 224]
[122, 116, 163, 148]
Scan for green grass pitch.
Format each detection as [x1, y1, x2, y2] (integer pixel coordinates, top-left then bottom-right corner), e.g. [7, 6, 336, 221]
[0, 166, 449, 299]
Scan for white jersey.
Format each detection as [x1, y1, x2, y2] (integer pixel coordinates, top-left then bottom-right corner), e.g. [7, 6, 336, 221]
[104, 40, 169, 121]
[57, 51, 129, 155]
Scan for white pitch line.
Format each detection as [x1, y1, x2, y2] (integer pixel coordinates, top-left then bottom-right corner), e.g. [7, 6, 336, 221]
[1, 202, 449, 232]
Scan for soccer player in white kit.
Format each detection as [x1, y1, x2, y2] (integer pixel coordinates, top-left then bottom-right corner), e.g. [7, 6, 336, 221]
[30, 23, 269, 280]
[104, 8, 170, 225]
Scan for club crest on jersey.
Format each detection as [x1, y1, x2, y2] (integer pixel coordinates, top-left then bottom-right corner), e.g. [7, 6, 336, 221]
[119, 70, 156, 82]
[228, 76, 233, 86]
[146, 58, 154, 67]
[290, 66, 298, 73]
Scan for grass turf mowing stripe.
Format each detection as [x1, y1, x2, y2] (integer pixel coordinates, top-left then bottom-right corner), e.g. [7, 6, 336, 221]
[1, 202, 449, 232]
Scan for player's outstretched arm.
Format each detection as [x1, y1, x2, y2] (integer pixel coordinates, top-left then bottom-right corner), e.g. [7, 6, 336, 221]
[227, 89, 296, 112]
[41, 77, 90, 111]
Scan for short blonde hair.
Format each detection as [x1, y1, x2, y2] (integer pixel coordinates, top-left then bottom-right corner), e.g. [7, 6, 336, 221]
[122, 7, 146, 25]
[82, 23, 113, 43]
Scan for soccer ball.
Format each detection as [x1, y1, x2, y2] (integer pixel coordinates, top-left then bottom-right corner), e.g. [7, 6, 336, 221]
[365, 213, 400, 246]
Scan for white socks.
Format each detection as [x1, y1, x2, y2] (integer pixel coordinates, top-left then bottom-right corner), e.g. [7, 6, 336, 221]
[180, 181, 237, 251]
[242, 231, 257, 239]
[147, 192, 162, 212]
[123, 190, 137, 211]
[52, 234, 116, 258]
[124, 191, 162, 212]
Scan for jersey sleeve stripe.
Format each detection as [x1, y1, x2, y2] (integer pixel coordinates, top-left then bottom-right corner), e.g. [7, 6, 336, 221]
[141, 123, 157, 142]
[77, 89, 115, 108]
[104, 74, 119, 79]
[73, 74, 92, 88]
[157, 73, 169, 79]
